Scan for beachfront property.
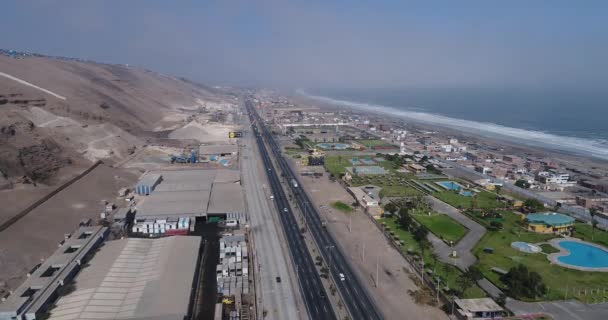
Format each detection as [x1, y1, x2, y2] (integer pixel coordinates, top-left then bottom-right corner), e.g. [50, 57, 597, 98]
[523, 212, 575, 234]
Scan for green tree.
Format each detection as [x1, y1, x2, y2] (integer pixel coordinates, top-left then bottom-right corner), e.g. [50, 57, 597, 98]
[464, 266, 484, 282]
[398, 208, 413, 229]
[590, 207, 599, 240]
[457, 274, 474, 296]
[413, 226, 429, 242]
[524, 199, 544, 211]
[515, 179, 531, 189]
[470, 194, 479, 210]
[495, 185, 502, 195]
[384, 202, 397, 215]
[500, 264, 547, 299]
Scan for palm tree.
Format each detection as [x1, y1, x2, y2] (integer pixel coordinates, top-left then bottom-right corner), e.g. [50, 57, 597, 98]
[590, 208, 598, 240]
[471, 194, 478, 210]
[430, 252, 439, 273]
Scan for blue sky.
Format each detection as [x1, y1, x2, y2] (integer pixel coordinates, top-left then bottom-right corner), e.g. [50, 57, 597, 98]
[1, 0, 607, 88]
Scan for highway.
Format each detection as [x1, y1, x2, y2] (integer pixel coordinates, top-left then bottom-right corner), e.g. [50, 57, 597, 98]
[246, 101, 336, 320]
[246, 99, 383, 320]
[241, 118, 300, 319]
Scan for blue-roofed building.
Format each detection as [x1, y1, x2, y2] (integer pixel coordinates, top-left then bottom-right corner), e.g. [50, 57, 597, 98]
[524, 212, 575, 234]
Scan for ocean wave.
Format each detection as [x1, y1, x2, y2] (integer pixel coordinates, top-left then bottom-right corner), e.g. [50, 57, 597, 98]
[300, 90, 608, 160]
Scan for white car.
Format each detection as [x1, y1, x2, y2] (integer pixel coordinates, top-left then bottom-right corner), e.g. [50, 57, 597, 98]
[270, 195, 274, 200]
[283, 207, 288, 213]
[339, 273, 345, 281]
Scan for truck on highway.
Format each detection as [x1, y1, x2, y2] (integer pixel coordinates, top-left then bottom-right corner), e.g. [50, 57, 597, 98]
[291, 179, 298, 188]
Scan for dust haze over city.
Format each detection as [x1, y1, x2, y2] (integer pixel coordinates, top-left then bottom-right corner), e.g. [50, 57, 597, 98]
[1, 1, 608, 320]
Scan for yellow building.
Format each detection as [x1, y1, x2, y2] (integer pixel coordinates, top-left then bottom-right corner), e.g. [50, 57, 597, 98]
[524, 212, 574, 234]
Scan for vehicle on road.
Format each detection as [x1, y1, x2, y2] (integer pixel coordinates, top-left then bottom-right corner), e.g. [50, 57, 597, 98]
[270, 195, 274, 200]
[283, 207, 288, 213]
[291, 178, 299, 188]
[276, 276, 281, 283]
[319, 290, 326, 299]
[339, 273, 345, 281]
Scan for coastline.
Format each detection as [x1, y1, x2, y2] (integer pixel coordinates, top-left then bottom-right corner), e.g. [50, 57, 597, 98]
[292, 92, 608, 171]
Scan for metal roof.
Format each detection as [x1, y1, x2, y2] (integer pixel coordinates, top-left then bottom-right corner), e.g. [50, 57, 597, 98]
[454, 298, 503, 313]
[138, 190, 210, 218]
[46, 236, 201, 320]
[207, 182, 245, 214]
[0, 226, 108, 320]
[527, 212, 575, 226]
[199, 144, 238, 155]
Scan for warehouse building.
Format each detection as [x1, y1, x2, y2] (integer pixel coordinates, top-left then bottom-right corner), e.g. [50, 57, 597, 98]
[207, 182, 246, 215]
[45, 236, 201, 320]
[133, 169, 246, 235]
[0, 226, 109, 320]
[199, 144, 238, 159]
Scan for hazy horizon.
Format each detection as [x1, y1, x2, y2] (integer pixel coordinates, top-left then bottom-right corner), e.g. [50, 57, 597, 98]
[2, 1, 607, 90]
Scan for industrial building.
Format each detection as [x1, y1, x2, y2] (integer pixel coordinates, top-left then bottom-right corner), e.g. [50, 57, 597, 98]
[44, 236, 201, 320]
[132, 169, 246, 235]
[0, 226, 109, 320]
[199, 144, 238, 159]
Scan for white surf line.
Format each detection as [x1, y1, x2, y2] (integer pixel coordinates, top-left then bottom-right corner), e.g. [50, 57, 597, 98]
[0, 71, 66, 100]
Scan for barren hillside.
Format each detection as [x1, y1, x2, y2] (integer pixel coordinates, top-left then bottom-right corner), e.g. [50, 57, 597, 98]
[0, 54, 234, 186]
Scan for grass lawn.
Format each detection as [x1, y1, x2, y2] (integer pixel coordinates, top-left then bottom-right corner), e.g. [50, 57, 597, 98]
[472, 211, 608, 303]
[324, 155, 353, 176]
[331, 201, 353, 213]
[356, 139, 393, 148]
[573, 222, 608, 248]
[378, 216, 485, 299]
[413, 213, 468, 243]
[434, 190, 505, 210]
[350, 172, 421, 198]
[539, 243, 559, 254]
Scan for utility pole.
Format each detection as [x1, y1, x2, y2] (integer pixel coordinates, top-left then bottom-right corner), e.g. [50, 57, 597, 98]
[376, 255, 379, 288]
[361, 242, 366, 262]
[349, 215, 352, 233]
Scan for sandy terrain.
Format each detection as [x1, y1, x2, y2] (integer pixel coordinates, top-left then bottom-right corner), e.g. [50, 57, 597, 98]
[296, 164, 447, 320]
[169, 120, 236, 143]
[0, 164, 137, 291]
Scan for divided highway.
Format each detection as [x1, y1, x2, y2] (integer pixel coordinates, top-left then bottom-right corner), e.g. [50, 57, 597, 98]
[246, 99, 383, 320]
[247, 103, 336, 320]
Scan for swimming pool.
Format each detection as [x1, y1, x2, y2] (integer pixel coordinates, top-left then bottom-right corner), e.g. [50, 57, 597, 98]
[316, 143, 351, 150]
[556, 241, 608, 269]
[460, 190, 475, 197]
[436, 181, 464, 191]
[219, 159, 230, 166]
[511, 241, 542, 253]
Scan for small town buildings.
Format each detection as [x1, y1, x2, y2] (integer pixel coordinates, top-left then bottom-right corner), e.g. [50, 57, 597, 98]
[408, 163, 427, 173]
[347, 186, 380, 208]
[524, 212, 575, 234]
[453, 298, 505, 319]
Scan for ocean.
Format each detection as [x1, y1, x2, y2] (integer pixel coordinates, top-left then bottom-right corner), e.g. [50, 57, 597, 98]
[304, 88, 608, 160]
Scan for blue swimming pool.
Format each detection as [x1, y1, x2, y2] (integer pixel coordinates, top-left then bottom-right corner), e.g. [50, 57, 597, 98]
[557, 241, 608, 269]
[436, 181, 464, 191]
[316, 143, 351, 150]
[460, 190, 475, 197]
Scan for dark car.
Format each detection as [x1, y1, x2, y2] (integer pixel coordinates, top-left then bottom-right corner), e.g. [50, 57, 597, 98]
[276, 276, 281, 283]
[319, 290, 326, 298]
